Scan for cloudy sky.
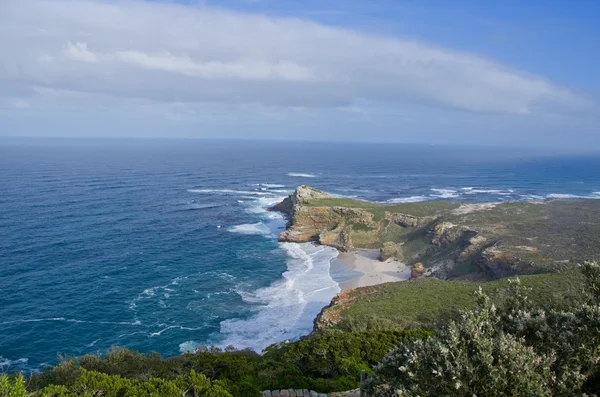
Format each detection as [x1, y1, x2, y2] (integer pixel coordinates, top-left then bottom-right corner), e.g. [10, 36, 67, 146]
[1, 0, 598, 148]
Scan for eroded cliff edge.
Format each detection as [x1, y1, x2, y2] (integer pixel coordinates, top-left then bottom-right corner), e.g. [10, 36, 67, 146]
[270, 186, 600, 281]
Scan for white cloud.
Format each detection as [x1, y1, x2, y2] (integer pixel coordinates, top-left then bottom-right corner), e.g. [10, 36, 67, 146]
[0, 0, 592, 116]
[63, 42, 98, 63]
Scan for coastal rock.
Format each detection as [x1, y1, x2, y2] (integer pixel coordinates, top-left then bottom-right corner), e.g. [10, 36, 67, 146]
[380, 241, 403, 261]
[320, 225, 352, 252]
[411, 263, 425, 278]
[269, 185, 334, 224]
[393, 213, 436, 228]
[313, 289, 358, 331]
[430, 222, 477, 246]
[477, 246, 539, 279]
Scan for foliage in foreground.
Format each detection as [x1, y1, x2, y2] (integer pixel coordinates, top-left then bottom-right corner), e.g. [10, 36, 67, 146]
[6, 330, 428, 396]
[369, 262, 600, 396]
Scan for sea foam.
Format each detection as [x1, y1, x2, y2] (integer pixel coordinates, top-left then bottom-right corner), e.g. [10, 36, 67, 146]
[385, 196, 428, 204]
[228, 222, 272, 236]
[430, 188, 459, 198]
[214, 243, 340, 352]
[287, 173, 316, 178]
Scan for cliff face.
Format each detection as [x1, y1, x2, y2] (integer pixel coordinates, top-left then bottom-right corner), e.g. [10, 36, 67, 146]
[271, 186, 600, 281]
[271, 186, 378, 251]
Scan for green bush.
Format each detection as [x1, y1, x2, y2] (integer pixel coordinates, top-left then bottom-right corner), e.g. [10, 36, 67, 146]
[26, 330, 429, 395]
[36, 369, 231, 397]
[368, 262, 600, 396]
[0, 374, 27, 397]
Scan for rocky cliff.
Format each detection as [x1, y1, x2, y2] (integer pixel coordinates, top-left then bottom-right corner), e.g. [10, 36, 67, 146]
[271, 186, 600, 280]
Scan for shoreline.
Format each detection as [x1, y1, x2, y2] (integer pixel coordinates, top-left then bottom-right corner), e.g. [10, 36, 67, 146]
[331, 249, 411, 290]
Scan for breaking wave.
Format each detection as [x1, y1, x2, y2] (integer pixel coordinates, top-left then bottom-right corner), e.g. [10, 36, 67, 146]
[287, 173, 316, 178]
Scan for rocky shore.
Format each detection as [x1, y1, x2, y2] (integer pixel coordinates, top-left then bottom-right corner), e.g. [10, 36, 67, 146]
[270, 185, 600, 281]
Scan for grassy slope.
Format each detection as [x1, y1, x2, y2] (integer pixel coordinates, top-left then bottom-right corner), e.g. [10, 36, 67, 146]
[320, 269, 587, 332]
[306, 197, 459, 219]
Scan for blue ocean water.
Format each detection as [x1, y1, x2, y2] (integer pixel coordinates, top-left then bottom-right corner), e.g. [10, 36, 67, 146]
[1, 138, 600, 372]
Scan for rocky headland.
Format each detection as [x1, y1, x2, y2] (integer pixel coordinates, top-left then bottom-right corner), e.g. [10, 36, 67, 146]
[270, 185, 600, 281]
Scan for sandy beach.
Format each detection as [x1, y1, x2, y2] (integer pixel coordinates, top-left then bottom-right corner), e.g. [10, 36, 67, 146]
[334, 249, 411, 290]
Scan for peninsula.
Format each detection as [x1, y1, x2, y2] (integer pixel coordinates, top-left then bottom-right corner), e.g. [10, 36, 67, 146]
[270, 185, 600, 281]
[269, 186, 600, 332]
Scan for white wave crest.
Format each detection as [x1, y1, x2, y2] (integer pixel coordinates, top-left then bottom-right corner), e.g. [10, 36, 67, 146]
[0, 357, 28, 369]
[188, 189, 271, 196]
[520, 194, 546, 201]
[430, 188, 459, 198]
[228, 222, 272, 235]
[385, 196, 428, 204]
[261, 184, 286, 188]
[216, 243, 340, 352]
[287, 173, 316, 178]
[546, 193, 600, 199]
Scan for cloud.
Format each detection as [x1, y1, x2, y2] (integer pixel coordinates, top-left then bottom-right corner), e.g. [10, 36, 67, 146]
[0, 0, 592, 116]
[63, 42, 98, 63]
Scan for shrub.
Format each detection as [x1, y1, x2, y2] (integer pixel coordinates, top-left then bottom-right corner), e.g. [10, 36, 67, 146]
[0, 374, 27, 397]
[368, 262, 600, 396]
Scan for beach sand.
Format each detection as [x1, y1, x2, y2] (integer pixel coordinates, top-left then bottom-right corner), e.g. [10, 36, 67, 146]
[333, 249, 411, 290]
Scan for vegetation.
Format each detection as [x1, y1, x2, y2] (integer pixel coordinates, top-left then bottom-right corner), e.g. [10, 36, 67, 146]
[0, 330, 429, 396]
[305, 197, 458, 220]
[319, 269, 588, 332]
[368, 262, 600, 396]
[351, 223, 376, 232]
[298, 190, 600, 275]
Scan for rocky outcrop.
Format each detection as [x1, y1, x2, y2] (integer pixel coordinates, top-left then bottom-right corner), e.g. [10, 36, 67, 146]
[430, 222, 477, 246]
[272, 187, 378, 251]
[380, 241, 403, 261]
[313, 289, 359, 332]
[478, 246, 540, 279]
[411, 263, 425, 278]
[269, 185, 332, 224]
[393, 213, 436, 228]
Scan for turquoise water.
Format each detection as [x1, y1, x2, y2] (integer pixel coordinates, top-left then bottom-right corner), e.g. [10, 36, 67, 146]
[1, 139, 599, 372]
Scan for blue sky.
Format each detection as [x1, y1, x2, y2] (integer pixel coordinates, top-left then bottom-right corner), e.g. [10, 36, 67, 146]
[0, 0, 598, 148]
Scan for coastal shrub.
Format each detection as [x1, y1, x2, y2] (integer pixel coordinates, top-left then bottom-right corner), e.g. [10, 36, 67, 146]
[0, 374, 27, 397]
[36, 369, 233, 397]
[25, 330, 430, 395]
[264, 330, 432, 379]
[368, 262, 600, 396]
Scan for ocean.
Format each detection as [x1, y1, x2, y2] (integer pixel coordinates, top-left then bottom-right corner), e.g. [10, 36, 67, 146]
[1, 138, 600, 372]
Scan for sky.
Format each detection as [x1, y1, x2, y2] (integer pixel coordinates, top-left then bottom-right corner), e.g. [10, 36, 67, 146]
[0, 0, 599, 149]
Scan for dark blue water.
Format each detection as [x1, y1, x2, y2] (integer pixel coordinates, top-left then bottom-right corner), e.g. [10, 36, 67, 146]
[1, 138, 599, 372]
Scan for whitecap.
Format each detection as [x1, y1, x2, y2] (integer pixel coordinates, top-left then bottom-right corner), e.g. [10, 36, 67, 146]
[261, 184, 286, 188]
[228, 222, 272, 236]
[287, 173, 316, 178]
[179, 340, 202, 353]
[546, 193, 600, 199]
[216, 243, 340, 352]
[520, 194, 546, 201]
[464, 189, 503, 194]
[188, 189, 271, 196]
[430, 188, 459, 198]
[0, 357, 28, 368]
[385, 196, 428, 204]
